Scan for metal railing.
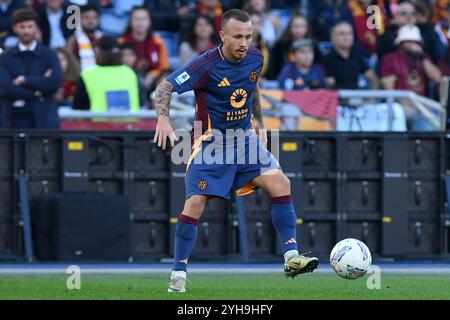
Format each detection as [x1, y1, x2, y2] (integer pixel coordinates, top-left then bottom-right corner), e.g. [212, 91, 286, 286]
[338, 89, 445, 130]
[58, 87, 448, 131]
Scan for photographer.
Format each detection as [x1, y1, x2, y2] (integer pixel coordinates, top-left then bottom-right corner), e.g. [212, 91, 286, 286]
[380, 24, 442, 130]
[380, 24, 441, 97]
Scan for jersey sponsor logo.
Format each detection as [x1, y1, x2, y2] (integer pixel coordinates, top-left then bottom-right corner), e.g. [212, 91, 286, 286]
[250, 71, 258, 82]
[226, 108, 248, 121]
[175, 71, 190, 85]
[218, 77, 231, 87]
[197, 180, 208, 190]
[230, 89, 248, 108]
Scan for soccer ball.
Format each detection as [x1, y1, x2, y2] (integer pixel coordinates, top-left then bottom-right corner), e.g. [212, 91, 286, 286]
[329, 238, 372, 279]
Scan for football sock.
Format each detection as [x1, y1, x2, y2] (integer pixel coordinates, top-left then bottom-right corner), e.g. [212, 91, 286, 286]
[173, 214, 198, 272]
[271, 195, 299, 257]
[284, 250, 299, 262]
[171, 270, 187, 279]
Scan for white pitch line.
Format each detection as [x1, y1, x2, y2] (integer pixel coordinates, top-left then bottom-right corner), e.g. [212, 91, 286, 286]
[0, 267, 449, 274]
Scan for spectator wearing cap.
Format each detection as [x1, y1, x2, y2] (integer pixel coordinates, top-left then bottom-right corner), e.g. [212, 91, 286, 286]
[0, 8, 62, 129]
[66, 5, 102, 72]
[380, 24, 442, 97]
[377, 0, 443, 62]
[277, 39, 326, 90]
[73, 35, 140, 113]
[0, 0, 27, 48]
[118, 6, 169, 93]
[380, 24, 442, 130]
[36, 0, 74, 48]
[323, 21, 379, 89]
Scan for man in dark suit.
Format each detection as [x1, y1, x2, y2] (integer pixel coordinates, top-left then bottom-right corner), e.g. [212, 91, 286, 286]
[0, 8, 62, 129]
[36, 0, 74, 48]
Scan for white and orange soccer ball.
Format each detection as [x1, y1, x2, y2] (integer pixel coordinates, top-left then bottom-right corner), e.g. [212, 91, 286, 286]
[330, 238, 372, 279]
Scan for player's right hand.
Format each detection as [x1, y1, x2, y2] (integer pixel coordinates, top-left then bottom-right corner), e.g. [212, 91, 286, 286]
[153, 115, 177, 150]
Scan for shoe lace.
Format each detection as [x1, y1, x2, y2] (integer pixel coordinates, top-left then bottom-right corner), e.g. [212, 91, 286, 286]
[299, 251, 312, 256]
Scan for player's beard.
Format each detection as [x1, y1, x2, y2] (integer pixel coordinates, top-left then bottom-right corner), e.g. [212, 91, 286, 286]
[235, 48, 247, 60]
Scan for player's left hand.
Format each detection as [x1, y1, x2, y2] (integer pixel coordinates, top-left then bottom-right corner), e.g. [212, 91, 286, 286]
[154, 115, 177, 150]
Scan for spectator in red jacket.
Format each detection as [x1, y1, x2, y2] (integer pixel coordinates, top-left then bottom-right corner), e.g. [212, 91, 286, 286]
[380, 24, 442, 97]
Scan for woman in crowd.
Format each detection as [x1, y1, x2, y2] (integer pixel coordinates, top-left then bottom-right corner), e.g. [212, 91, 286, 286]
[178, 14, 219, 66]
[270, 12, 321, 80]
[119, 6, 169, 93]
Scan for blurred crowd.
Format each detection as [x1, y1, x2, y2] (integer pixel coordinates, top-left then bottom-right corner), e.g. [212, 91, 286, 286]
[1, 0, 450, 129]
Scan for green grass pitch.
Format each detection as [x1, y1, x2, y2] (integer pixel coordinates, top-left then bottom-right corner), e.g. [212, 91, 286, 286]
[0, 273, 449, 300]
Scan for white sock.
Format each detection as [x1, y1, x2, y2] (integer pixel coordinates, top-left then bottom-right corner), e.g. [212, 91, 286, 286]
[171, 270, 187, 279]
[284, 250, 299, 262]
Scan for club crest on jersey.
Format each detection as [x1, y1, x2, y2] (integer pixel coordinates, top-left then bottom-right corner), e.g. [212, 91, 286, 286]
[250, 71, 258, 82]
[175, 71, 190, 85]
[198, 180, 208, 190]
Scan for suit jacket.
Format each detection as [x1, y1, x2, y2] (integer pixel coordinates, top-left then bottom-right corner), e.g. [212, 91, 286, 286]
[0, 43, 62, 129]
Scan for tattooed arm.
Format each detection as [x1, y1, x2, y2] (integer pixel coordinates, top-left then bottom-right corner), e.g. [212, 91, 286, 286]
[252, 83, 267, 147]
[252, 83, 264, 128]
[153, 79, 176, 149]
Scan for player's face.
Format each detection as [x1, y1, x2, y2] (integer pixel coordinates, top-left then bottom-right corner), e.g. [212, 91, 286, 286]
[13, 20, 37, 45]
[220, 19, 253, 61]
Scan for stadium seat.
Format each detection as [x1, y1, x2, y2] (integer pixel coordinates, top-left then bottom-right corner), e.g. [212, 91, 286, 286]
[100, 8, 129, 36]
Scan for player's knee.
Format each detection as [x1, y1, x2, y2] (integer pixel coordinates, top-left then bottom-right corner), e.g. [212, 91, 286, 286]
[279, 174, 291, 194]
[269, 173, 291, 196]
[186, 196, 207, 216]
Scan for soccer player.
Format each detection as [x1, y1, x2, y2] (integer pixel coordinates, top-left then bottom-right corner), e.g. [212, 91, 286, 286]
[153, 9, 319, 293]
